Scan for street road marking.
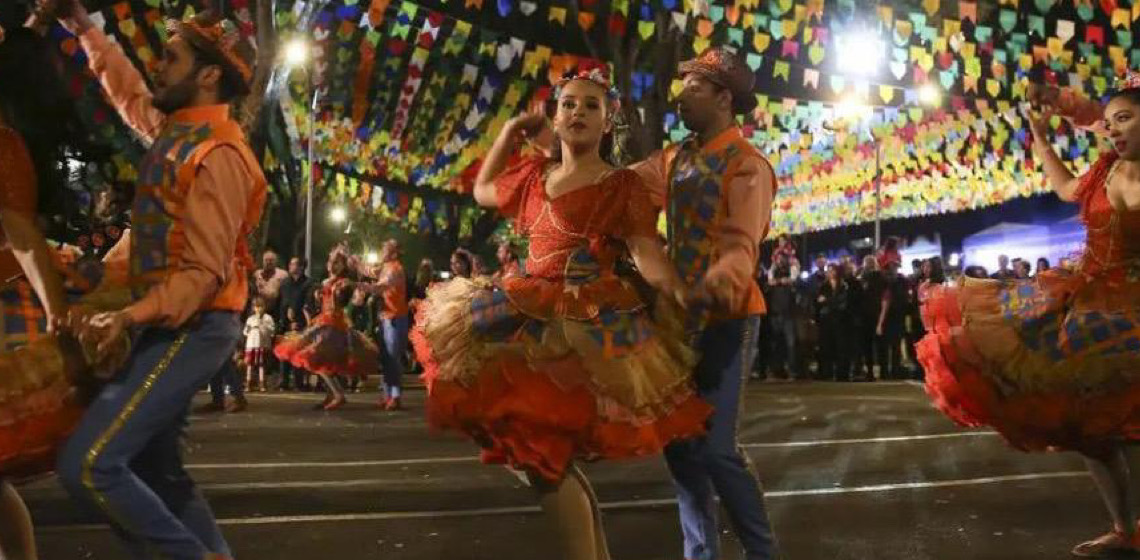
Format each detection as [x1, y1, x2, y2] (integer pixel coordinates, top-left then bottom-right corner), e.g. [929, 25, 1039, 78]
[740, 431, 995, 449]
[37, 470, 1088, 533]
[183, 431, 997, 470]
[188, 457, 479, 469]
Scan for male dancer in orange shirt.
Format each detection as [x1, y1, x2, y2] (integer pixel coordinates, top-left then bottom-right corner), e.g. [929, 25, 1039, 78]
[54, 3, 266, 559]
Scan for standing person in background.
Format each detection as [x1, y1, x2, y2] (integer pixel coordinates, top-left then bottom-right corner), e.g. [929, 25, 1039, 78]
[772, 234, 796, 264]
[765, 253, 799, 380]
[816, 263, 851, 381]
[242, 296, 275, 392]
[277, 256, 313, 391]
[254, 249, 288, 315]
[877, 261, 909, 379]
[876, 237, 902, 270]
[904, 259, 932, 378]
[494, 240, 522, 282]
[856, 256, 885, 381]
[990, 254, 1017, 280]
[1035, 257, 1052, 276]
[1015, 259, 1032, 279]
[371, 239, 409, 411]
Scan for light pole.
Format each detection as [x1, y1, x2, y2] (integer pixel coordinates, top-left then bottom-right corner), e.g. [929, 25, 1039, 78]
[284, 39, 319, 276]
[306, 84, 316, 276]
[830, 83, 939, 250]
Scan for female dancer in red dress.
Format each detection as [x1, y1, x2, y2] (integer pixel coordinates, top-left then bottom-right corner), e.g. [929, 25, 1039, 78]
[412, 70, 710, 560]
[0, 5, 118, 557]
[276, 251, 380, 410]
[918, 75, 1140, 557]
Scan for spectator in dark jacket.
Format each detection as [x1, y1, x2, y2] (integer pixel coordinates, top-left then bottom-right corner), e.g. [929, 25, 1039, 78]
[277, 257, 315, 390]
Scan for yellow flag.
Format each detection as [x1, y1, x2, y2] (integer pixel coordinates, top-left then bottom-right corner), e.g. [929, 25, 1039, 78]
[753, 32, 771, 52]
[986, 79, 1001, 97]
[880, 85, 895, 103]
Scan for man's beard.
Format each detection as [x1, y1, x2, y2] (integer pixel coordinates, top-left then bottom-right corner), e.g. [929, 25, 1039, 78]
[152, 75, 198, 114]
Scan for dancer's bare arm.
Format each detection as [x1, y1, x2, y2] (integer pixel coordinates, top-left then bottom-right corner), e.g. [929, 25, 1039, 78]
[1, 210, 68, 324]
[1026, 109, 1080, 202]
[473, 112, 547, 208]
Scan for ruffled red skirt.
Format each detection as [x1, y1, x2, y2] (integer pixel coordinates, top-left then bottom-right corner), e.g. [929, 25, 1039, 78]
[412, 277, 710, 482]
[0, 275, 124, 480]
[0, 338, 85, 480]
[919, 270, 1140, 455]
[275, 314, 379, 377]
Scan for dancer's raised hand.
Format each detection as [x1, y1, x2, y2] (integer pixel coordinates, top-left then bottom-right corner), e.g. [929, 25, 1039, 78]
[53, 0, 95, 35]
[505, 111, 549, 144]
[1026, 83, 1061, 113]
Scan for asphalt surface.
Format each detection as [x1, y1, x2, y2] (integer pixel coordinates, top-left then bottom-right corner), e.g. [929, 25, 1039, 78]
[23, 380, 1132, 560]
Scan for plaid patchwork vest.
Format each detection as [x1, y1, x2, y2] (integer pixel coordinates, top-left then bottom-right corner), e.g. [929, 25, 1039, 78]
[130, 106, 266, 314]
[663, 128, 772, 322]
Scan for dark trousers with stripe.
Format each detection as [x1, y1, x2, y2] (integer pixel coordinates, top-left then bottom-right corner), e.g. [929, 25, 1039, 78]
[58, 311, 240, 560]
[665, 316, 777, 560]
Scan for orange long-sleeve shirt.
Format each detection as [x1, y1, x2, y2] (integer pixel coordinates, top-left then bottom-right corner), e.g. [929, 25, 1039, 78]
[631, 127, 776, 317]
[81, 29, 256, 328]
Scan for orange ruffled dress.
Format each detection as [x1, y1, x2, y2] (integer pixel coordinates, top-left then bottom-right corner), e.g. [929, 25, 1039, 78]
[411, 157, 711, 482]
[919, 153, 1140, 455]
[0, 127, 85, 480]
[275, 277, 380, 377]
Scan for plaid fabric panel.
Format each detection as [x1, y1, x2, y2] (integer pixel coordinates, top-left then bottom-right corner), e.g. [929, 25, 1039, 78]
[470, 288, 525, 338]
[999, 278, 1140, 360]
[130, 122, 215, 299]
[1, 280, 47, 351]
[584, 309, 653, 359]
[668, 146, 730, 287]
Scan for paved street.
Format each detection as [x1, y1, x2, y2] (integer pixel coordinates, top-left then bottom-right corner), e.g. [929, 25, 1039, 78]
[25, 381, 1123, 560]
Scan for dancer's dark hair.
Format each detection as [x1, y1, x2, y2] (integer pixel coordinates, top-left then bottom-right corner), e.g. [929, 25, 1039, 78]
[1109, 87, 1140, 107]
[0, 9, 91, 236]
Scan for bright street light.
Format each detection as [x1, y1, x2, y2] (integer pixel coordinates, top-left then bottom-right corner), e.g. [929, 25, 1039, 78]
[329, 207, 347, 224]
[834, 95, 871, 120]
[836, 31, 884, 76]
[918, 84, 941, 106]
[284, 39, 310, 67]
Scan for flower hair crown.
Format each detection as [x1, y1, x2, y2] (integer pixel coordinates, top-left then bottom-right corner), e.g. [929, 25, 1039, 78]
[1119, 69, 1140, 91]
[554, 68, 622, 112]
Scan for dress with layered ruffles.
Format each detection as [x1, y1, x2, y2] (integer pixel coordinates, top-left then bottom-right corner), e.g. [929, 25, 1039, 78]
[919, 153, 1140, 455]
[0, 127, 127, 480]
[412, 157, 711, 482]
[275, 277, 380, 377]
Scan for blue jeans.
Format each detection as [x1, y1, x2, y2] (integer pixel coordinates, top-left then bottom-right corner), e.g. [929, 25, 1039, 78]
[379, 315, 408, 399]
[665, 316, 777, 560]
[57, 312, 240, 560]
